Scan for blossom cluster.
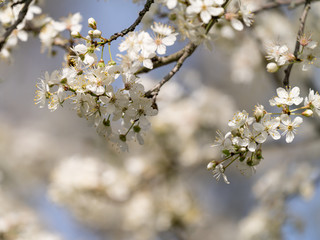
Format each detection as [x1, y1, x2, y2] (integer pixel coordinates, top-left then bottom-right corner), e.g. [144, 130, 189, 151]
[156, 0, 254, 46]
[0, 0, 85, 60]
[118, 22, 178, 71]
[39, 12, 83, 53]
[265, 34, 320, 73]
[0, 0, 41, 60]
[208, 86, 320, 184]
[35, 18, 178, 151]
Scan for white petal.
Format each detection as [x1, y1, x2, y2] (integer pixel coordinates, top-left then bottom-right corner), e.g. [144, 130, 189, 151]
[255, 132, 268, 143]
[277, 87, 288, 98]
[208, 7, 224, 17]
[270, 130, 281, 140]
[290, 87, 301, 98]
[279, 45, 289, 53]
[307, 41, 318, 49]
[17, 30, 28, 41]
[293, 116, 303, 126]
[143, 59, 153, 69]
[214, 0, 226, 5]
[281, 114, 291, 125]
[84, 55, 95, 65]
[286, 131, 294, 143]
[74, 44, 87, 54]
[293, 97, 303, 105]
[231, 18, 243, 31]
[137, 133, 144, 145]
[162, 35, 176, 46]
[167, 0, 177, 9]
[157, 45, 166, 55]
[200, 10, 211, 24]
[248, 142, 257, 152]
[253, 123, 264, 132]
[96, 86, 105, 95]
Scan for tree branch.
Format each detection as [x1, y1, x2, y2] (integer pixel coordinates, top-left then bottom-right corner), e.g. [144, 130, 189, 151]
[0, 0, 33, 52]
[283, 0, 311, 87]
[104, 0, 154, 43]
[144, 0, 232, 101]
[136, 0, 320, 76]
[135, 48, 187, 75]
[253, 0, 317, 14]
[144, 42, 197, 100]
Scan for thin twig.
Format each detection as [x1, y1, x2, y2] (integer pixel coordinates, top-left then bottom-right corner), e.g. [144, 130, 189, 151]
[253, 0, 317, 14]
[104, 0, 154, 43]
[136, 0, 320, 76]
[0, 0, 33, 51]
[11, 0, 28, 8]
[144, 0, 231, 101]
[145, 42, 197, 100]
[135, 48, 186, 75]
[283, 0, 311, 87]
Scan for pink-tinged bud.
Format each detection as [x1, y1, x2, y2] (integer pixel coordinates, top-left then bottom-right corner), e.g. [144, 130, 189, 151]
[266, 62, 279, 73]
[88, 17, 97, 29]
[302, 109, 313, 117]
[92, 29, 102, 38]
[71, 31, 81, 38]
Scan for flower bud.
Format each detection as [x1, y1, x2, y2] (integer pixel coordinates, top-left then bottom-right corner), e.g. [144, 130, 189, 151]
[266, 62, 279, 73]
[108, 60, 116, 66]
[92, 29, 102, 38]
[97, 59, 105, 68]
[88, 30, 94, 38]
[253, 104, 265, 122]
[207, 161, 217, 170]
[71, 31, 81, 38]
[302, 109, 313, 117]
[88, 17, 97, 29]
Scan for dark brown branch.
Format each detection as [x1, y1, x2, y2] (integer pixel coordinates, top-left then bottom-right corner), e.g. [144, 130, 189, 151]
[283, 0, 311, 87]
[105, 0, 154, 43]
[145, 42, 197, 99]
[0, 0, 33, 51]
[11, 0, 28, 8]
[143, 0, 232, 100]
[137, 0, 318, 76]
[253, 0, 317, 14]
[135, 48, 187, 75]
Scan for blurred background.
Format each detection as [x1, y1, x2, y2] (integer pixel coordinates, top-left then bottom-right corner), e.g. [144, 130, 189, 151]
[0, 0, 320, 239]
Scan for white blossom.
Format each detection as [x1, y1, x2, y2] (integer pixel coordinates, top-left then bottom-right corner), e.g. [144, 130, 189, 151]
[280, 115, 303, 143]
[186, 0, 225, 24]
[269, 87, 303, 106]
[151, 22, 178, 55]
[304, 89, 320, 116]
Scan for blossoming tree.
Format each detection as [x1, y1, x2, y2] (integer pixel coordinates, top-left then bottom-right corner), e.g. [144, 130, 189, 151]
[1, 0, 320, 239]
